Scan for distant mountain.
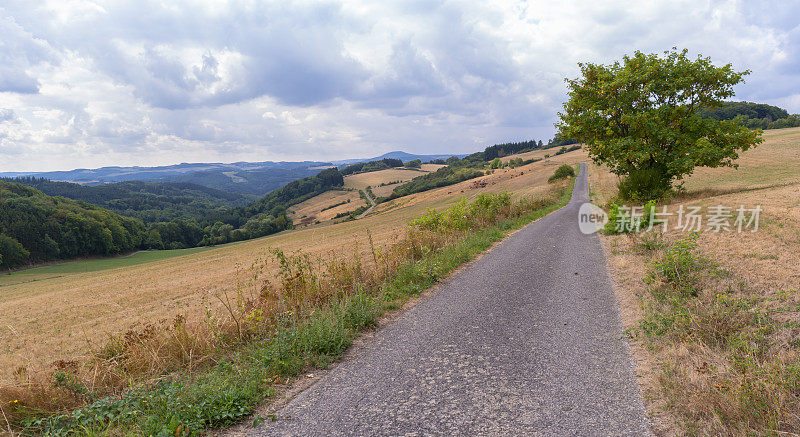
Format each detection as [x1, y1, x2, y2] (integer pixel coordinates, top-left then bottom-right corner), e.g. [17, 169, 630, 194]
[163, 167, 323, 195]
[0, 151, 467, 196]
[332, 151, 466, 165]
[0, 160, 330, 186]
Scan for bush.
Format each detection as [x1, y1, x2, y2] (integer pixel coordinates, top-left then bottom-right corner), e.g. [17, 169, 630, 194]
[548, 164, 575, 182]
[617, 167, 671, 201]
[404, 159, 422, 169]
[647, 233, 705, 296]
[603, 200, 658, 234]
[410, 192, 512, 232]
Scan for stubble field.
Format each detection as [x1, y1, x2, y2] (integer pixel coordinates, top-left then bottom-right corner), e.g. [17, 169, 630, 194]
[595, 127, 800, 435]
[0, 151, 585, 384]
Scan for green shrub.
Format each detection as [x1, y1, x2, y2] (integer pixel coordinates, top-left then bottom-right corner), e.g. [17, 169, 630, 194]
[617, 167, 671, 201]
[603, 200, 658, 234]
[648, 233, 705, 296]
[547, 164, 575, 182]
[409, 192, 511, 232]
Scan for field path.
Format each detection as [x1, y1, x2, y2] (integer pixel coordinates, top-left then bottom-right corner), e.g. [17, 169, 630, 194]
[251, 163, 651, 435]
[356, 189, 377, 219]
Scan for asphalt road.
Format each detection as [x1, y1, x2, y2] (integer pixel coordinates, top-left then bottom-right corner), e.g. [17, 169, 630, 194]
[251, 163, 651, 436]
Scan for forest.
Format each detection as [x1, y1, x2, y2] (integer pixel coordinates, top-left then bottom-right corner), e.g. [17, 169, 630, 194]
[163, 167, 322, 195]
[2, 137, 569, 269]
[699, 101, 800, 130]
[1, 178, 251, 224]
[0, 181, 145, 269]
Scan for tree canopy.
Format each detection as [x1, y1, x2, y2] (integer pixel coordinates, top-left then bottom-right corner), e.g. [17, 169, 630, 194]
[698, 101, 800, 130]
[557, 48, 762, 199]
[0, 181, 146, 268]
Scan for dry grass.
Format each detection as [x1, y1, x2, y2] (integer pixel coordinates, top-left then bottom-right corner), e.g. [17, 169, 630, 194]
[343, 168, 427, 191]
[287, 189, 363, 225]
[601, 127, 800, 435]
[0, 151, 585, 388]
[420, 163, 446, 172]
[1, 177, 572, 433]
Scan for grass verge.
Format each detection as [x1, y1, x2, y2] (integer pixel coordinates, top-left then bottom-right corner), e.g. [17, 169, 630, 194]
[630, 232, 799, 435]
[5, 180, 574, 436]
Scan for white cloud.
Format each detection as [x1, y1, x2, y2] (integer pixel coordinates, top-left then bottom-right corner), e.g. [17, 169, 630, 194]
[0, 0, 798, 171]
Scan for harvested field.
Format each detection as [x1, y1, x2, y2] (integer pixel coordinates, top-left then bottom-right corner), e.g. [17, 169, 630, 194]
[0, 150, 584, 384]
[287, 189, 364, 225]
[343, 168, 428, 191]
[420, 163, 447, 172]
[599, 127, 800, 435]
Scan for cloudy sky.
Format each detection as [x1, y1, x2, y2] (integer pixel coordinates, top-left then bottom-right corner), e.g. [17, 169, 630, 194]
[1, 1, 798, 172]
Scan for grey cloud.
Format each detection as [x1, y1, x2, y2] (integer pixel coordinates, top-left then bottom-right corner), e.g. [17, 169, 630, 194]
[1, 0, 799, 172]
[0, 15, 55, 94]
[0, 109, 17, 123]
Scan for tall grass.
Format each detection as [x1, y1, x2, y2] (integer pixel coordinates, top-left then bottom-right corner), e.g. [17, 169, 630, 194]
[637, 234, 800, 435]
[2, 182, 573, 435]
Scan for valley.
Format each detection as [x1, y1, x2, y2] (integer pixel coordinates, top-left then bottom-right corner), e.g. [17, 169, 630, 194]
[0, 145, 579, 384]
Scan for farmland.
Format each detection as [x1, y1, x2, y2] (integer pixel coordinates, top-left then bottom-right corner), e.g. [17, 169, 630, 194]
[592, 127, 800, 434]
[287, 166, 448, 225]
[0, 150, 586, 384]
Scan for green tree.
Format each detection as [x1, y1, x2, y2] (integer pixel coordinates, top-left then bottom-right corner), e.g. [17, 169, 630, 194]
[404, 159, 422, 169]
[0, 234, 30, 269]
[556, 48, 762, 200]
[489, 158, 503, 169]
[145, 229, 165, 250]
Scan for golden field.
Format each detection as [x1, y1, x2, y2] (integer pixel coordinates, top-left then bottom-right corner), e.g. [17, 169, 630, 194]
[288, 165, 452, 225]
[287, 189, 363, 225]
[0, 151, 585, 383]
[343, 167, 427, 190]
[592, 127, 800, 435]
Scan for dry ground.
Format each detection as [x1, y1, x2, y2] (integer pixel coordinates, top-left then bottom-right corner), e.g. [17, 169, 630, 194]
[343, 168, 428, 191]
[287, 167, 444, 226]
[0, 151, 585, 384]
[420, 163, 446, 172]
[287, 189, 363, 225]
[596, 127, 800, 435]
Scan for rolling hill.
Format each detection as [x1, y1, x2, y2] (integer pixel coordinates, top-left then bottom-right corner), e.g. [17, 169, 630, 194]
[3, 178, 252, 224]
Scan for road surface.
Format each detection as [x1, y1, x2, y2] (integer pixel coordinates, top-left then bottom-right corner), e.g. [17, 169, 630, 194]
[251, 163, 650, 436]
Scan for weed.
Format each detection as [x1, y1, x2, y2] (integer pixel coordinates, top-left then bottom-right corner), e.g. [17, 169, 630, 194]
[636, 233, 800, 434]
[9, 182, 575, 435]
[631, 231, 667, 253]
[648, 232, 706, 296]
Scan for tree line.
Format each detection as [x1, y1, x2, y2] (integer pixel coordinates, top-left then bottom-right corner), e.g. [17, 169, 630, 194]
[1, 178, 251, 224]
[698, 101, 800, 130]
[0, 168, 346, 269]
[339, 158, 403, 175]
